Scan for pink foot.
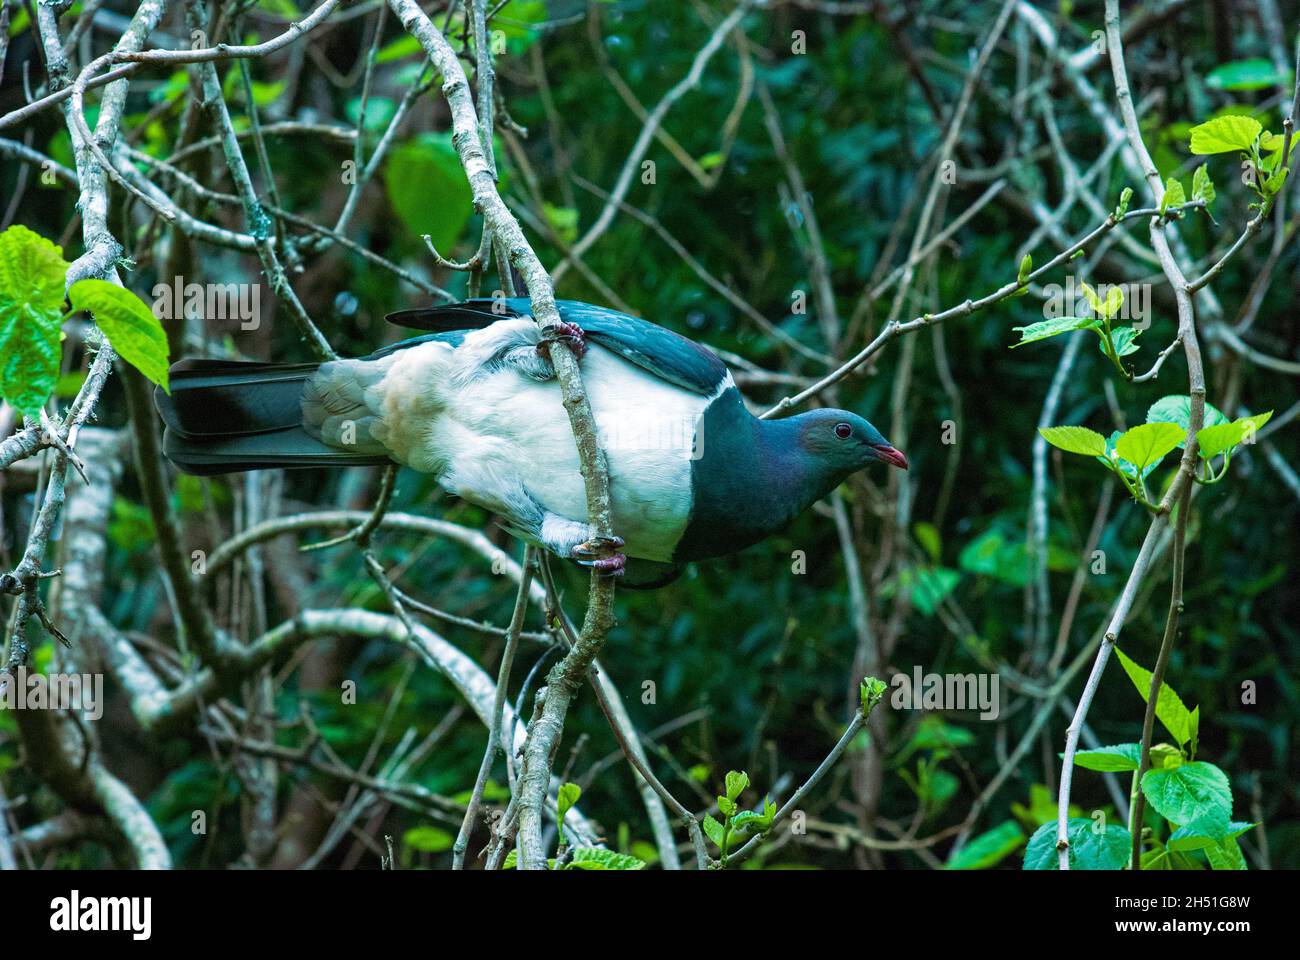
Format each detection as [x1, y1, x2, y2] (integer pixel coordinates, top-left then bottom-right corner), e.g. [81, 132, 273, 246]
[572, 536, 625, 578]
[537, 321, 587, 362]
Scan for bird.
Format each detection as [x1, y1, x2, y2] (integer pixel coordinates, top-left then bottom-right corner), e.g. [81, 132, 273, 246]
[155, 298, 908, 587]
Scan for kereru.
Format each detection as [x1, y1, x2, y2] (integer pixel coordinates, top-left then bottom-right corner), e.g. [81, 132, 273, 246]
[155, 299, 907, 586]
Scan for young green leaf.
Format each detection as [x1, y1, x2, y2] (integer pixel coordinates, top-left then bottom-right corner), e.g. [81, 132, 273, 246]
[1095, 430, 1158, 480]
[1188, 115, 1263, 154]
[702, 813, 725, 847]
[1105, 326, 1141, 358]
[1114, 186, 1133, 218]
[1010, 316, 1100, 347]
[1191, 163, 1216, 208]
[1103, 285, 1123, 319]
[68, 279, 171, 392]
[1141, 761, 1233, 827]
[1195, 422, 1247, 460]
[1080, 281, 1104, 318]
[1160, 177, 1185, 214]
[1263, 164, 1289, 197]
[556, 782, 581, 822]
[1114, 647, 1196, 746]
[1150, 743, 1184, 769]
[724, 770, 749, 802]
[1194, 410, 1272, 459]
[1038, 425, 1107, 457]
[859, 676, 887, 712]
[0, 225, 70, 418]
[1069, 743, 1142, 772]
[1114, 422, 1185, 472]
[1012, 253, 1032, 296]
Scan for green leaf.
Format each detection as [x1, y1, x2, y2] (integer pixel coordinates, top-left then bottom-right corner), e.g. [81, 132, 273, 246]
[1114, 422, 1184, 472]
[879, 566, 959, 616]
[375, 34, 423, 63]
[1194, 411, 1272, 459]
[565, 847, 647, 870]
[717, 795, 736, 817]
[702, 813, 725, 846]
[1189, 115, 1263, 154]
[383, 133, 474, 255]
[946, 820, 1025, 870]
[1038, 425, 1107, 457]
[1205, 837, 1247, 870]
[1205, 58, 1289, 92]
[1102, 285, 1123, 319]
[1114, 186, 1133, 218]
[729, 809, 771, 836]
[1264, 164, 1289, 196]
[1146, 395, 1229, 447]
[0, 225, 70, 417]
[1191, 163, 1216, 208]
[1167, 819, 1255, 852]
[1150, 743, 1185, 769]
[1010, 315, 1099, 348]
[1106, 326, 1141, 358]
[1195, 422, 1246, 460]
[542, 203, 579, 244]
[1012, 253, 1033, 294]
[859, 676, 886, 713]
[1141, 762, 1233, 827]
[907, 716, 976, 752]
[1160, 177, 1185, 214]
[1023, 818, 1131, 870]
[68, 279, 171, 392]
[1080, 281, 1104, 317]
[1096, 430, 1159, 480]
[913, 521, 941, 561]
[556, 782, 581, 821]
[1071, 743, 1142, 772]
[1114, 647, 1196, 746]
[724, 770, 749, 802]
[402, 825, 453, 852]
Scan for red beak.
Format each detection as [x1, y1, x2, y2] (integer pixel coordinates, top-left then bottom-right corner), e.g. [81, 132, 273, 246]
[873, 445, 909, 470]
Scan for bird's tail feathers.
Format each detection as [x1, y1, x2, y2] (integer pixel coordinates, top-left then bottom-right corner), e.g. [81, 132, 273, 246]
[155, 359, 391, 476]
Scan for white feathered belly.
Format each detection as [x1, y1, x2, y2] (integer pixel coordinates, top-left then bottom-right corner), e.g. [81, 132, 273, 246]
[388, 344, 705, 562]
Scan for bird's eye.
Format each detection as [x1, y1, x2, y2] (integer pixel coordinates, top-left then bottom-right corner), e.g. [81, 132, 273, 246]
[834, 422, 852, 439]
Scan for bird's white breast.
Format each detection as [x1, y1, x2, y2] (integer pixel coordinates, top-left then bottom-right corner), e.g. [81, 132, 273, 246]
[383, 341, 708, 562]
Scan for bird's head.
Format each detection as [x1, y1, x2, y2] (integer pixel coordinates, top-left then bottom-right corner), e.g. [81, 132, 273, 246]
[792, 409, 909, 473]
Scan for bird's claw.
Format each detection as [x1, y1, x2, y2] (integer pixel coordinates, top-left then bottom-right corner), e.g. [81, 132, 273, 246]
[538, 321, 587, 362]
[572, 536, 625, 578]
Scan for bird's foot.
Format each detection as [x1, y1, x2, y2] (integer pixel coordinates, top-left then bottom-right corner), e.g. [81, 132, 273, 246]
[572, 535, 625, 578]
[537, 321, 587, 363]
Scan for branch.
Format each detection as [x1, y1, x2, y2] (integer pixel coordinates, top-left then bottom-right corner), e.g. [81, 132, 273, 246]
[1056, 0, 1208, 869]
[387, 0, 620, 871]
